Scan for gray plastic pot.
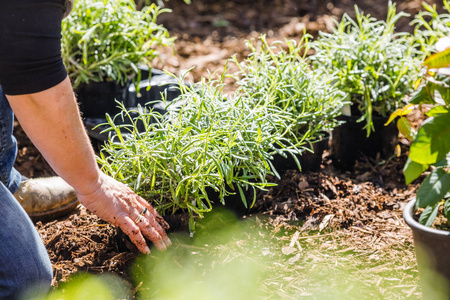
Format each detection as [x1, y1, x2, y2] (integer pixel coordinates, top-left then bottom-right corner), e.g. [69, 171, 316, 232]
[403, 199, 450, 299]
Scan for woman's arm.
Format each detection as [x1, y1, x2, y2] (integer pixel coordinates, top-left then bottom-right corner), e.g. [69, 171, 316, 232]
[7, 76, 170, 253]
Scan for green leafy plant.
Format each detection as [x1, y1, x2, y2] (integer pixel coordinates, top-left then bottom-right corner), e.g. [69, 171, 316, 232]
[388, 47, 450, 227]
[97, 71, 295, 230]
[231, 35, 347, 167]
[62, 0, 174, 88]
[311, 2, 421, 136]
[411, 0, 450, 57]
[135, 0, 191, 10]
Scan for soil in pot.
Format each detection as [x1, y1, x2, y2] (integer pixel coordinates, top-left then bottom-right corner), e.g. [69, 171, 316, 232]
[330, 115, 398, 171]
[271, 135, 329, 173]
[403, 199, 450, 299]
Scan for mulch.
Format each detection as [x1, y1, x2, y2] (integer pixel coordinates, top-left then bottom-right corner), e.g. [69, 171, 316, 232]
[26, 139, 420, 286]
[11, 0, 436, 291]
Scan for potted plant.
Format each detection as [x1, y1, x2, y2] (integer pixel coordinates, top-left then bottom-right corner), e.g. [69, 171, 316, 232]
[411, 0, 450, 58]
[310, 2, 422, 170]
[232, 35, 347, 172]
[61, 0, 174, 118]
[97, 72, 295, 231]
[390, 40, 450, 298]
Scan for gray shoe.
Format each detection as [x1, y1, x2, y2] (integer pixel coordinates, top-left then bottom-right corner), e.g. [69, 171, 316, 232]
[14, 177, 79, 221]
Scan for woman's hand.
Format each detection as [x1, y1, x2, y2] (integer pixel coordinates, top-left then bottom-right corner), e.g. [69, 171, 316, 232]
[76, 172, 171, 254]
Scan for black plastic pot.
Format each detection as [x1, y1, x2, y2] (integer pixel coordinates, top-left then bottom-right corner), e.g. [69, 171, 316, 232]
[272, 135, 329, 173]
[127, 69, 181, 108]
[403, 199, 450, 298]
[330, 115, 398, 171]
[81, 68, 184, 143]
[206, 184, 255, 217]
[76, 81, 129, 119]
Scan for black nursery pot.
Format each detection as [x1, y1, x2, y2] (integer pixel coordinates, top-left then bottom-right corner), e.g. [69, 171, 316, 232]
[403, 199, 450, 298]
[206, 184, 254, 217]
[272, 135, 329, 173]
[81, 68, 186, 143]
[330, 115, 398, 171]
[127, 69, 182, 109]
[75, 81, 129, 119]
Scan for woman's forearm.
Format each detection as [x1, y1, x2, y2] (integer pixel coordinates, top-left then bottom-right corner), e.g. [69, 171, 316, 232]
[6, 77, 101, 195]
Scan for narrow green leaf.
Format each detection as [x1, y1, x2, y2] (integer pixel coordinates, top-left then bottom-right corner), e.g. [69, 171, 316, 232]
[385, 110, 401, 126]
[236, 184, 247, 209]
[416, 168, 450, 208]
[189, 215, 196, 233]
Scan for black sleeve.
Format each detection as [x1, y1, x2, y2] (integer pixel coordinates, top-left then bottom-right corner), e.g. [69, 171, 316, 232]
[0, 0, 68, 95]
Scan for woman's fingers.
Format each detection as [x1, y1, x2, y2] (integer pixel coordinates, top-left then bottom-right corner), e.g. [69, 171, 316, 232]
[135, 195, 170, 230]
[120, 217, 151, 254]
[139, 220, 168, 251]
[140, 208, 172, 249]
[128, 206, 170, 252]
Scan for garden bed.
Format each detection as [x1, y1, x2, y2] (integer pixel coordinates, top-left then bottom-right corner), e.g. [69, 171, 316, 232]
[14, 118, 423, 298]
[12, 0, 439, 298]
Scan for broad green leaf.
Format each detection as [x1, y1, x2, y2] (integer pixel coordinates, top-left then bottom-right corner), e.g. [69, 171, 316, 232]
[45, 274, 116, 300]
[397, 117, 414, 140]
[424, 47, 450, 68]
[434, 81, 450, 105]
[409, 112, 450, 165]
[434, 152, 450, 167]
[403, 157, 428, 185]
[409, 84, 435, 105]
[418, 203, 440, 227]
[416, 168, 450, 208]
[426, 105, 450, 117]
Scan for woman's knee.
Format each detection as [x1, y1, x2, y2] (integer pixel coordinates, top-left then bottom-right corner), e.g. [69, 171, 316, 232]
[0, 247, 53, 299]
[0, 184, 53, 299]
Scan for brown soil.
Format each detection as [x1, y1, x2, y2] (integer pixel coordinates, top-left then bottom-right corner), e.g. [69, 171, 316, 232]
[12, 0, 437, 296]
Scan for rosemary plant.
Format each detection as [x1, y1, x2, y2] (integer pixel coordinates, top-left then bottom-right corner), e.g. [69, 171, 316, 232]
[310, 2, 421, 136]
[232, 35, 347, 163]
[98, 73, 295, 230]
[62, 0, 174, 88]
[412, 0, 450, 57]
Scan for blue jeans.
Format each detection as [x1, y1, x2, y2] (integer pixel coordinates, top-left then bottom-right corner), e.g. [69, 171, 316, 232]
[0, 86, 53, 299]
[0, 86, 21, 194]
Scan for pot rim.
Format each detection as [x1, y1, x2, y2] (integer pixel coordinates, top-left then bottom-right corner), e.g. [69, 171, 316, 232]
[403, 198, 450, 237]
